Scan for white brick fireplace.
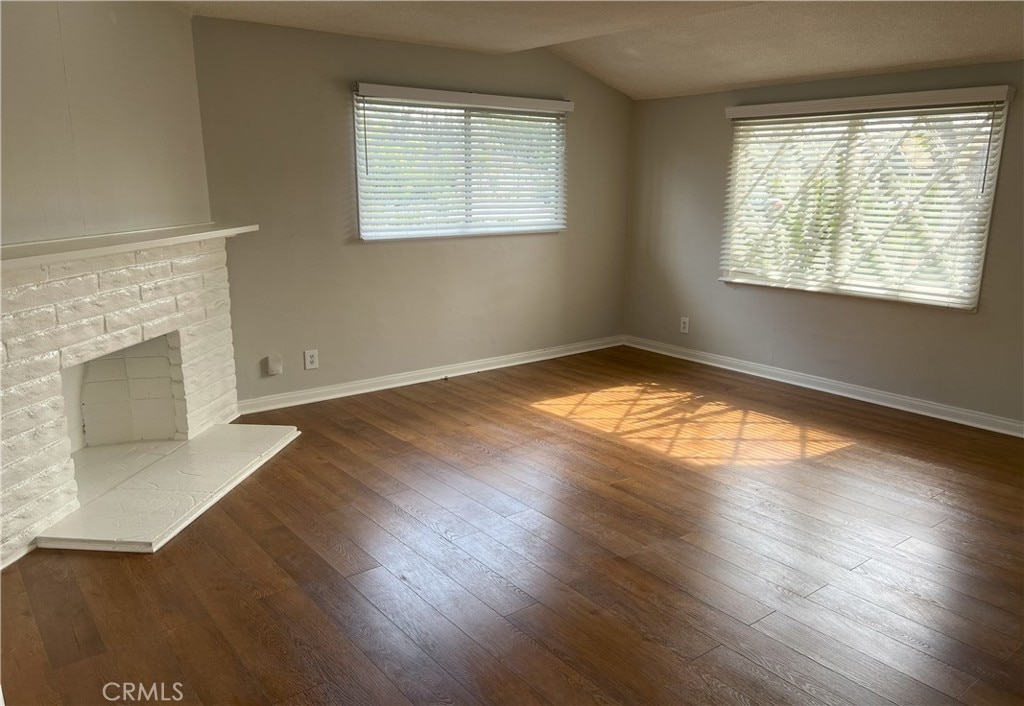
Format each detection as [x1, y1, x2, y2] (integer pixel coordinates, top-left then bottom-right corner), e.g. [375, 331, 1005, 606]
[1, 224, 298, 566]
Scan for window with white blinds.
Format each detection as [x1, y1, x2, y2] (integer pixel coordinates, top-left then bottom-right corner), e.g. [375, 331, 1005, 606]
[353, 83, 572, 240]
[721, 87, 1011, 310]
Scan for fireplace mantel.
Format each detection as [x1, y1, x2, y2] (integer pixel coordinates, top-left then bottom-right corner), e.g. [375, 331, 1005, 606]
[2, 222, 259, 269]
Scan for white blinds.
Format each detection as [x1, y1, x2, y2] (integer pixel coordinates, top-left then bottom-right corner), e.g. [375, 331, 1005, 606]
[353, 86, 570, 240]
[722, 91, 1009, 310]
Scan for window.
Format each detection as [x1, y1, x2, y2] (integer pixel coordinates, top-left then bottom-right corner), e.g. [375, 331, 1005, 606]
[353, 83, 573, 240]
[721, 86, 1011, 310]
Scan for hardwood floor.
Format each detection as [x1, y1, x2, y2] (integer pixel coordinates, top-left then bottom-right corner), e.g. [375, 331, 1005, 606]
[3, 346, 1022, 705]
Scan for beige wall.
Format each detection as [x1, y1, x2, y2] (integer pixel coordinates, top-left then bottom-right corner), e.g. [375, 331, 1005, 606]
[6, 7, 1014, 423]
[627, 62, 1024, 421]
[191, 18, 631, 402]
[1, 2, 210, 244]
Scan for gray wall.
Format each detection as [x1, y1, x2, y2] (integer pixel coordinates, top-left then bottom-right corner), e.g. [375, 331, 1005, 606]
[627, 62, 1024, 421]
[191, 18, 631, 402]
[1, 2, 210, 244]
[7, 6, 1015, 422]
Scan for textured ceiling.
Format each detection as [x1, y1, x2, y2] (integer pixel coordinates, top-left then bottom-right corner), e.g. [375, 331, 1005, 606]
[183, 1, 1024, 99]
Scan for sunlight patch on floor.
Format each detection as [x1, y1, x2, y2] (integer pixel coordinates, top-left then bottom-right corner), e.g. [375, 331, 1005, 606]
[531, 383, 853, 467]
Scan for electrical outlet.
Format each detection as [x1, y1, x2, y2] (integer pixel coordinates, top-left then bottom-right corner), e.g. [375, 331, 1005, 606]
[304, 349, 319, 370]
[679, 317, 690, 334]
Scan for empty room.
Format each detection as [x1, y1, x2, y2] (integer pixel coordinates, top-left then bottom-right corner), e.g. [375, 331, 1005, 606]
[1, 1, 1022, 704]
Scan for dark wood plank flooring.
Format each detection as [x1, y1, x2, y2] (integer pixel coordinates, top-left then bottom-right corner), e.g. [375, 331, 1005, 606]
[3, 346, 1022, 705]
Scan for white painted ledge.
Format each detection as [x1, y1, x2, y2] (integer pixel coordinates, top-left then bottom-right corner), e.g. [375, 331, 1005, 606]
[237, 335, 1023, 438]
[36, 423, 299, 553]
[1, 222, 258, 269]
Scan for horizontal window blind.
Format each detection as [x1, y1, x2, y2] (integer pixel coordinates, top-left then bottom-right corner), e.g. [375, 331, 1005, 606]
[353, 87, 569, 240]
[722, 92, 1009, 310]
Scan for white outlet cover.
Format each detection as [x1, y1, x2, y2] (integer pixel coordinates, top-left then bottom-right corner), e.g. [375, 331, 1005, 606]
[304, 349, 319, 370]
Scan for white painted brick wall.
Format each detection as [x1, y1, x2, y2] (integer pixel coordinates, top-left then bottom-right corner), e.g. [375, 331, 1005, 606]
[62, 327, 144, 368]
[126, 356, 171, 379]
[186, 389, 238, 439]
[2, 307, 58, 338]
[172, 251, 226, 275]
[143, 308, 206, 341]
[57, 287, 142, 324]
[2, 441, 71, 489]
[1, 418, 66, 461]
[203, 269, 228, 287]
[99, 262, 175, 291]
[3, 374, 62, 415]
[2, 266, 48, 289]
[2, 397, 64, 440]
[82, 379, 130, 404]
[2, 351, 61, 389]
[49, 253, 137, 280]
[135, 243, 201, 264]
[2, 480, 78, 542]
[2, 275, 99, 313]
[6, 316, 106, 361]
[105, 299, 177, 332]
[1, 239, 238, 566]
[141, 273, 204, 301]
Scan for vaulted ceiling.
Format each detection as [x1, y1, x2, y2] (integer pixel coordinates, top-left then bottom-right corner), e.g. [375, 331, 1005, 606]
[183, 1, 1024, 99]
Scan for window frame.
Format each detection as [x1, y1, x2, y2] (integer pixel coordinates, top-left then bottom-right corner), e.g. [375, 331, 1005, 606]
[720, 85, 1013, 311]
[352, 83, 574, 242]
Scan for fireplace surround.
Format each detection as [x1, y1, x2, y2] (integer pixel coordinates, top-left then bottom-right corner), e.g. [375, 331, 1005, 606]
[0, 223, 298, 566]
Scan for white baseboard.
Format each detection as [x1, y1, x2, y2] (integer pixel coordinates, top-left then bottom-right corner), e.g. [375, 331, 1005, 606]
[623, 336, 1023, 438]
[237, 336, 626, 415]
[236, 333, 1021, 438]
